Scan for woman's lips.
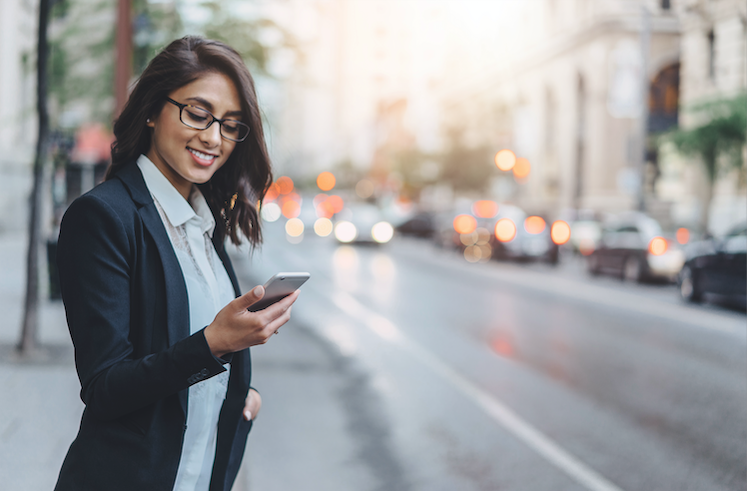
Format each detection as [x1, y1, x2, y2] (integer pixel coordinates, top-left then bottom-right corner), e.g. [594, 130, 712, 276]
[188, 147, 217, 167]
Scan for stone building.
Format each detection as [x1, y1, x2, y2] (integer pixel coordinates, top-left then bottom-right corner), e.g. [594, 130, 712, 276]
[657, 0, 747, 234]
[0, 0, 38, 232]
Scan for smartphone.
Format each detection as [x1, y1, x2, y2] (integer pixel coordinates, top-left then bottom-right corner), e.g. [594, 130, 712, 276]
[247, 272, 310, 312]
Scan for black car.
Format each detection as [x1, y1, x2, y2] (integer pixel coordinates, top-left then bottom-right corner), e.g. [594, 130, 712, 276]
[679, 222, 747, 305]
[396, 211, 437, 239]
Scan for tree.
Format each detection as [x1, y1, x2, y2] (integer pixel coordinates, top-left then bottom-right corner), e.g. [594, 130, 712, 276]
[664, 92, 746, 233]
[19, 0, 53, 355]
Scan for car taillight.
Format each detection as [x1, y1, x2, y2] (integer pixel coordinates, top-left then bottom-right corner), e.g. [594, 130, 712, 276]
[648, 236, 668, 256]
[550, 220, 571, 245]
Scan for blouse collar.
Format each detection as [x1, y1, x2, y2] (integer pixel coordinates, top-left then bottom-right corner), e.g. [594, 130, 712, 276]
[137, 154, 216, 237]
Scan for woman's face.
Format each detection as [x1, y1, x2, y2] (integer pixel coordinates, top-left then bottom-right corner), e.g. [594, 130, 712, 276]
[146, 71, 242, 199]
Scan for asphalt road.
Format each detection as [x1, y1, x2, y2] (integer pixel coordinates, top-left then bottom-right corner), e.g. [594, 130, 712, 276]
[230, 221, 746, 491]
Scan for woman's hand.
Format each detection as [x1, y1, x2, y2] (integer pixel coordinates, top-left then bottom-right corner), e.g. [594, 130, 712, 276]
[243, 388, 262, 421]
[204, 285, 300, 358]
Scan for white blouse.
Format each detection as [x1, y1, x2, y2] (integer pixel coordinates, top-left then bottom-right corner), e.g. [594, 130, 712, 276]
[137, 155, 236, 491]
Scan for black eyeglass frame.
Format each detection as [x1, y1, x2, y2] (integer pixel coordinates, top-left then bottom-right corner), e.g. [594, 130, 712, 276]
[165, 97, 250, 142]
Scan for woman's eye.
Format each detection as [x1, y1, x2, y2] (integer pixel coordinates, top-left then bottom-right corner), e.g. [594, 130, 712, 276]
[223, 121, 240, 132]
[186, 109, 208, 122]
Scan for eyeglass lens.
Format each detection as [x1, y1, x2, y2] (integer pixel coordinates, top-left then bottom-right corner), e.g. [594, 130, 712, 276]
[181, 105, 250, 142]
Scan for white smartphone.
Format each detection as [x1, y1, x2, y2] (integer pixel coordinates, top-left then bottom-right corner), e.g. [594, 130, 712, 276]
[247, 272, 310, 312]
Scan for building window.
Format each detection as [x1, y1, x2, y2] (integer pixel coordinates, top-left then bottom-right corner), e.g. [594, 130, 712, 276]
[661, 0, 671, 10]
[707, 29, 715, 80]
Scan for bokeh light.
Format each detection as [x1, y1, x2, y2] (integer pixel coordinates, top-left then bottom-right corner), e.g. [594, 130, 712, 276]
[550, 220, 571, 245]
[463, 244, 492, 263]
[495, 149, 516, 171]
[317, 171, 336, 191]
[334, 221, 357, 243]
[513, 158, 531, 180]
[327, 195, 345, 214]
[281, 200, 301, 219]
[676, 228, 690, 245]
[453, 214, 477, 235]
[472, 200, 498, 218]
[264, 183, 280, 202]
[372, 222, 394, 243]
[260, 202, 281, 222]
[313, 193, 329, 207]
[524, 216, 546, 234]
[356, 179, 375, 199]
[460, 231, 478, 247]
[285, 218, 304, 237]
[495, 218, 517, 242]
[276, 176, 294, 195]
[649, 237, 668, 256]
[314, 217, 333, 237]
[316, 201, 335, 218]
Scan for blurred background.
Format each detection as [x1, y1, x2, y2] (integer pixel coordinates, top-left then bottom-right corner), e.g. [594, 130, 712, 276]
[0, 1, 745, 490]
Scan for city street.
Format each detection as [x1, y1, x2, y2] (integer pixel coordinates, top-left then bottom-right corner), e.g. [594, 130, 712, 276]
[235, 221, 746, 491]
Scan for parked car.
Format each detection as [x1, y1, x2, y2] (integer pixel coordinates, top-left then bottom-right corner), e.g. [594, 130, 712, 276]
[569, 219, 602, 256]
[490, 205, 558, 264]
[333, 202, 394, 245]
[396, 211, 437, 239]
[678, 222, 747, 305]
[587, 212, 684, 282]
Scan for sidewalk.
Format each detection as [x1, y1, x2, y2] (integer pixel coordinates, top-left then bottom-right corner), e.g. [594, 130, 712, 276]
[0, 234, 82, 490]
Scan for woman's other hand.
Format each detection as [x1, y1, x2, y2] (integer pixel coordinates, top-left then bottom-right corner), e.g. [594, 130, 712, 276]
[204, 285, 300, 358]
[243, 388, 261, 421]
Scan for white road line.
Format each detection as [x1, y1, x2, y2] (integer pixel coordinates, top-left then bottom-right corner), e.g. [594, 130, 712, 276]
[333, 291, 626, 491]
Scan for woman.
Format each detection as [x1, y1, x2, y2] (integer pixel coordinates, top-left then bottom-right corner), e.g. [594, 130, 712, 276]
[54, 37, 298, 490]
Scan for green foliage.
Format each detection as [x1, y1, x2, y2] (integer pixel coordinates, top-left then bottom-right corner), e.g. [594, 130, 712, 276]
[664, 92, 747, 182]
[48, 0, 116, 127]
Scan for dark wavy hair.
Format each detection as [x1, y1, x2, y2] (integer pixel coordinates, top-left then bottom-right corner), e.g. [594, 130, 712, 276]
[106, 36, 272, 247]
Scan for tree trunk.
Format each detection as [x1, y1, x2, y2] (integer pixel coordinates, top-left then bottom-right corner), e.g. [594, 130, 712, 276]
[699, 152, 717, 236]
[18, 0, 52, 355]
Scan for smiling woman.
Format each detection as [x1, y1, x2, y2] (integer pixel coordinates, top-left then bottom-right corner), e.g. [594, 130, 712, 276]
[54, 37, 301, 491]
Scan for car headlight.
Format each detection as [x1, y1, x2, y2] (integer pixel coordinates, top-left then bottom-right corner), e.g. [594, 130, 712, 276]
[371, 221, 394, 243]
[334, 221, 357, 243]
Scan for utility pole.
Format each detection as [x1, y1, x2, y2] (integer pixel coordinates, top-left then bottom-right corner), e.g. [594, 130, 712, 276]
[638, 5, 651, 212]
[115, 0, 132, 117]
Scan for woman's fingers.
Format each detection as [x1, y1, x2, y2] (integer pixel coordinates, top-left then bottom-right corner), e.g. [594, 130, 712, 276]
[243, 389, 262, 421]
[234, 285, 265, 310]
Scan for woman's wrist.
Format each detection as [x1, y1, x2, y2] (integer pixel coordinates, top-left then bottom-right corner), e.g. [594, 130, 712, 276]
[204, 323, 230, 358]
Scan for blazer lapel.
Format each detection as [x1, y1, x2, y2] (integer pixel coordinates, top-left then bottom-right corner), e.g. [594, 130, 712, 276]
[116, 162, 190, 349]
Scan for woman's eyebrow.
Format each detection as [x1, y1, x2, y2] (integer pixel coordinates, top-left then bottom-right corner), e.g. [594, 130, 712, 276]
[185, 96, 243, 118]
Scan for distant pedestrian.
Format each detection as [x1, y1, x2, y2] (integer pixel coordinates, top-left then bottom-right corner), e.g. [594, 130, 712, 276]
[54, 36, 298, 490]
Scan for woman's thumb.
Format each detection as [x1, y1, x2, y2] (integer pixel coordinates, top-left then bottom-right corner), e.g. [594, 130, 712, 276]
[238, 285, 264, 309]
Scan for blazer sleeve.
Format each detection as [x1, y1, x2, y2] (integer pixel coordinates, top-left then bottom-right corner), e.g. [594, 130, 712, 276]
[58, 193, 227, 421]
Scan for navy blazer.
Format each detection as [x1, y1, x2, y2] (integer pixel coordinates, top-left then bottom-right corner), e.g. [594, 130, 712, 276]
[55, 161, 253, 491]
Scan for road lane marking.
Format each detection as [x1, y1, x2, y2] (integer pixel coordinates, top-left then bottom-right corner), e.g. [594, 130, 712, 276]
[333, 291, 626, 491]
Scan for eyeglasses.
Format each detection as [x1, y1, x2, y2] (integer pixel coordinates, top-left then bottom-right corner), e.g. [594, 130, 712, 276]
[165, 98, 250, 142]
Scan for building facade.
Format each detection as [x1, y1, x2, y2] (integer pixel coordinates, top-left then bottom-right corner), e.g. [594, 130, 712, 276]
[0, 0, 38, 232]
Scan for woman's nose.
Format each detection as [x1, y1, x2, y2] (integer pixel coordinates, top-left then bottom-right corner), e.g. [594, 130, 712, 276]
[200, 121, 222, 146]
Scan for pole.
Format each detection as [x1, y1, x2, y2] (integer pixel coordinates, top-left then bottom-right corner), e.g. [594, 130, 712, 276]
[115, 0, 132, 117]
[638, 5, 650, 212]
